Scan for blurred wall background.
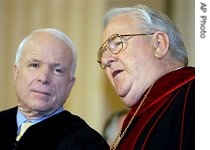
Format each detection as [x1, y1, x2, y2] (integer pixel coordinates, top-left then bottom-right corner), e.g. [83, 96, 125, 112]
[0, 0, 194, 134]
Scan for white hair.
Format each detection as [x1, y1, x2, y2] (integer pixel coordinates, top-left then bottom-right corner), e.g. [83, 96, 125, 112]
[15, 28, 77, 76]
[103, 4, 188, 66]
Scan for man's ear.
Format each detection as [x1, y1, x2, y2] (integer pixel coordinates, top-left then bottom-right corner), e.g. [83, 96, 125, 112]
[152, 31, 169, 59]
[65, 76, 75, 98]
[67, 77, 75, 93]
[14, 65, 18, 81]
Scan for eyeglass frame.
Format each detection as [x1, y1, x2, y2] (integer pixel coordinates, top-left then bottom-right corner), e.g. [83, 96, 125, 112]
[97, 33, 154, 69]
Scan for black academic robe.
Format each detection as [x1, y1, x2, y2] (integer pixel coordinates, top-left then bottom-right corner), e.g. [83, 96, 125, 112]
[0, 107, 109, 150]
[117, 67, 195, 150]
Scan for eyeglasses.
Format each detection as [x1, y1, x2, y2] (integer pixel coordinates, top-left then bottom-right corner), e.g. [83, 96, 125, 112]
[97, 33, 154, 69]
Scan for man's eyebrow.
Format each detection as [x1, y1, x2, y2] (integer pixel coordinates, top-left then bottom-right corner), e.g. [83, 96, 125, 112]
[52, 62, 64, 67]
[51, 63, 67, 71]
[27, 58, 40, 63]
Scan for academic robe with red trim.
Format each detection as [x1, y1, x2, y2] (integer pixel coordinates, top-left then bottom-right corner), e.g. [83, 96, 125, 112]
[118, 67, 195, 150]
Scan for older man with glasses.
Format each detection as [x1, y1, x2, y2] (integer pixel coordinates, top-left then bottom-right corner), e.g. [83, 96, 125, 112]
[97, 4, 195, 150]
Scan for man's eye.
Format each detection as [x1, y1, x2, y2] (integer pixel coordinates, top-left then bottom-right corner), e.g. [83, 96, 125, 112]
[108, 41, 122, 52]
[55, 68, 63, 73]
[53, 67, 65, 75]
[29, 63, 39, 68]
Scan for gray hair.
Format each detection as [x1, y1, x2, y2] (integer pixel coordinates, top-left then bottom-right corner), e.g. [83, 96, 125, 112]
[103, 4, 188, 66]
[15, 28, 77, 76]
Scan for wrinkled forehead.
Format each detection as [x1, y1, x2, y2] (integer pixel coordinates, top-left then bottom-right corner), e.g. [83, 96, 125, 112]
[103, 13, 140, 39]
[21, 33, 73, 65]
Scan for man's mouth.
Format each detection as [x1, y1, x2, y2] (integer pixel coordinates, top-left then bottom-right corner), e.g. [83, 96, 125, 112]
[32, 90, 50, 96]
[112, 70, 123, 78]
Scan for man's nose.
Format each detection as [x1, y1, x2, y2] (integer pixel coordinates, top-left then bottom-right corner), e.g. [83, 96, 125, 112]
[38, 66, 50, 84]
[101, 50, 118, 68]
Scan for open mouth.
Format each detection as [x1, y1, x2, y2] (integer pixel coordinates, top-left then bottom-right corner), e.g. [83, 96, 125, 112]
[112, 70, 123, 78]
